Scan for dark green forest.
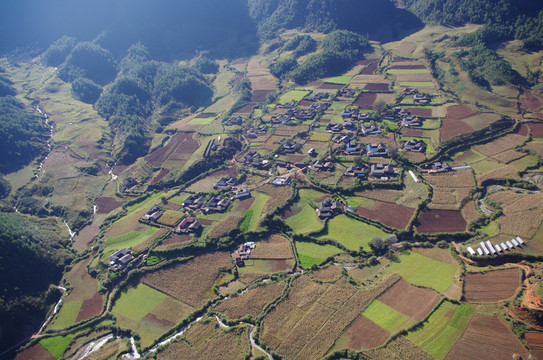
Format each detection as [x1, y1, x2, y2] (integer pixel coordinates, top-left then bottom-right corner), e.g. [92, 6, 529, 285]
[0, 95, 48, 175]
[0, 212, 72, 352]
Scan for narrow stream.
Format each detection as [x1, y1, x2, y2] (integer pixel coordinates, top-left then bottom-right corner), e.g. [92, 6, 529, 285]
[38, 286, 66, 334]
[35, 105, 53, 180]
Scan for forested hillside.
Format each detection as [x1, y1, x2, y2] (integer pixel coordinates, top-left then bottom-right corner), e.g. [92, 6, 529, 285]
[0, 212, 72, 352]
[248, 0, 423, 41]
[404, 0, 543, 49]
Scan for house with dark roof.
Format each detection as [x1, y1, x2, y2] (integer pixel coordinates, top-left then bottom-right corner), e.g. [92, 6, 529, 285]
[361, 124, 382, 135]
[403, 139, 426, 152]
[370, 164, 396, 178]
[366, 143, 387, 157]
[176, 217, 202, 233]
[214, 176, 237, 189]
[344, 164, 367, 177]
[341, 109, 352, 118]
[123, 178, 137, 190]
[345, 142, 364, 154]
[109, 249, 134, 271]
[403, 88, 419, 95]
[413, 93, 431, 104]
[430, 162, 452, 173]
[314, 92, 329, 100]
[317, 199, 344, 218]
[344, 122, 356, 131]
[312, 160, 334, 172]
[148, 210, 164, 223]
[183, 194, 205, 209]
[280, 142, 299, 154]
[402, 116, 422, 127]
[204, 195, 230, 213]
[272, 176, 291, 186]
[224, 115, 243, 126]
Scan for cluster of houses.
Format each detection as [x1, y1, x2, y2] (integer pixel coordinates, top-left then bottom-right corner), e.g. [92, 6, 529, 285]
[341, 108, 373, 122]
[223, 115, 243, 126]
[243, 151, 271, 170]
[214, 176, 237, 189]
[311, 160, 335, 172]
[402, 88, 431, 104]
[246, 125, 268, 139]
[142, 205, 163, 223]
[182, 193, 230, 214]
[344, 164, 367, 177]
[176, 217, 201, 233]
[313, 92, 329, 100]
[279, 141, 301, 155]
[361, 124, 382, 135]
[382, 107, 422, 127]
[233, 242, 256, 265]
[467, 237, 525, 256]
[403, 139, 426, 153]
[370, 164, 397, 179]
[317, 199, 344, 218]
[338, 88, 355, 97]
[109, 249, 134, 272]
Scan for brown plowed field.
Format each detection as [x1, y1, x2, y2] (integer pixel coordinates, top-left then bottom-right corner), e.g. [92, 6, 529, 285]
[251, 89, 274, 103]
[233, 104, 254, 114]
[344, 315, 391, 350]
[521, 93, 543, 112]
[318, 83, 343, 90]
[415, 209, 467, 234]
[403, 128, 424, 136]
[390, 64, 427, 70]
[353, 92, 377, 109]
[516, 123, 530, 136]
[143, 252, 232, 307]
[364, 83, 390, 91]
[441, 117, 474, 141]
[95, 197, 124, 214]
[361, 62, 378, 75]
[463, 268, 521, 303]
[14, 344, 55, 360]
[146, 132, 198, 167]
[525, 332, 543, 347]
[356, 201, 415, 229]
[377, 278, 441, 321]
[529, 122, 543, 138]
[407, 108, 433, 117]
[445, 313, 529, 360]
[76, 292, 103, 322]
[161, 234, 192, 247]
[150, 168, 170, 185]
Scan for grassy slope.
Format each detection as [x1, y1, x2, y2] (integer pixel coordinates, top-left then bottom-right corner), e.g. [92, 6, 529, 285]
[295, 241, 343, 268]
[317, 214, 389, 251]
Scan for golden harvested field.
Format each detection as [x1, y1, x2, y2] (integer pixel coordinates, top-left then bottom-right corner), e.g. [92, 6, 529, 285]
[206, 216, 242, 239]
[247, 59, 270, 76]
[461, 201, 480, 223]
[311, 265, 342, 281]
[491, 149, 527, 163]
[431, 190, 457, 206]
[489, 190, 543, 238]
[250, 75, 277, 90]
[143, 252, 233, 307]
[274, 125, 310, 136]
[157, 322, 250, 360]
[525, 142, 543, 157]
[424, 170, 475, 188]
[363, 336, 435, 360]
[156, 210, 184, 226]
[251, 234, 293, 259]
[260, 274, 401, 360]
[356, 189, 402, 203]
[215, 281, 286, 319]
[477, 165, 520, 183]
[257, 183, 293, 215]
[472, 134, 527, 157]
[310, 132, 332, 142]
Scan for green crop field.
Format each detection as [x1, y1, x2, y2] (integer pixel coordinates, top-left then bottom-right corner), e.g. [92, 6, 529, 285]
[279, 90, 310, 103]
[40, 335, 74, 359]
[105, 226, 158, 252]
[469, 158, 504, 175]
[480, 221, 499, 236]
[362, 300, 412, 332]
[295, 241, 343, 268]
[385, 252, 457, 293]
[398, 81, 435, 87]
[407, 301, 474, 359]
[50, 301, 83, 330]
[317, 214, 389, 251]
[188, 116, 216, 125]
[344, 196, 375, 208]
[325, 75, 352, 84]
[111, 283, 193, 347]
[247, 192, 270, 231]
[286, 204, 322, 234]
[509, 154, 539, 171]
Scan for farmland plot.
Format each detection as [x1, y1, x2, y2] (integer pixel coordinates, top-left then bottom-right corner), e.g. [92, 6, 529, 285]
[445, 313, 529, 360]
[463, 268, 521, 303]
[356, 200, 415, 229]
[416, 208, 467, 234]
[250, 234, 293, 259]
[295, 241, 342, 268]
[488, 190, 543, 238]
[143, 252, 232, 307]
[316, 214, 389, 251]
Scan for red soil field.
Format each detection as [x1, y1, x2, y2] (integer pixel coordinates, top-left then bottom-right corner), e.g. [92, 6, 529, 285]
[95, 197, 124, 214]
[14, 344, 55, 360]
[344, 315, 390, 350]
[515, 123, 530, 137]
[76, 292, 103, 322]
[415, 208, 467, 234]
[234, 104, 255, 114]
[318, 83, 343, 90]
[525, 332, 543, 347]
[161, 234, 192, 247]
[446, 313, 529, 360]
[364, 83, 390, 91]
[358, 59, 377, 66]
[390, 65, 427, 70]
[234, 197, 255, 213]
[407, 107, 433, 117]
[441, 104, 481, 141]
[377, 278, 441, 321]
[151, 168, 170, 185]
[112, 164, 128, 174]
[529, 122, 543, 138]
[353, 92, 378, 109]
[361, 62, 378, 75]
[463, 268, 521, 303]
[299, 100, 314, 108]
[194, 112, 216, 118]
[146, 132, 196, 167]
[356, 201, 415, 229]
[521, 93, 543, 112]
[251, 90, 275, 103]
[145, 313, 175, 329]
[403, 128, 424, 136]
